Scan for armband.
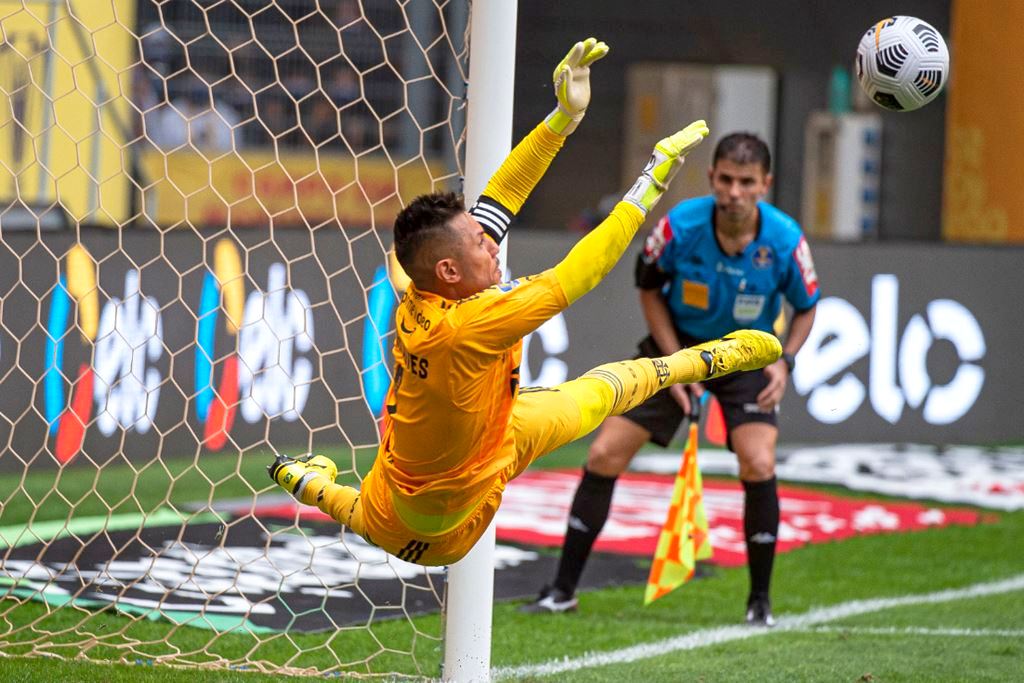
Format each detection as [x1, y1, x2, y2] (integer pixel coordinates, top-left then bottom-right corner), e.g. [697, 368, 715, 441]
[634, 253, 670, 290]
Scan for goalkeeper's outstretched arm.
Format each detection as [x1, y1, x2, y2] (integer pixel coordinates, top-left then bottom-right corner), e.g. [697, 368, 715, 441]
[471, 38, 608, 242]
[553, 120, 710, 304]
[451, 120, 710, 354]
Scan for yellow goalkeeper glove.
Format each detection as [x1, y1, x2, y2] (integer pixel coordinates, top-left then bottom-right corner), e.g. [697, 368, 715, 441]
[623, 120, 710, 215]
[544, 37, 609, 137]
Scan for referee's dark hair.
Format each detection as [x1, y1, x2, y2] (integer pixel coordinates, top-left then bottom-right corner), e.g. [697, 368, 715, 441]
[713, 133, 771, 174]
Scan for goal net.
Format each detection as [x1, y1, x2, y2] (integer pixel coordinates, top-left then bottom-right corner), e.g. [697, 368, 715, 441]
[0, 0, 470, 677]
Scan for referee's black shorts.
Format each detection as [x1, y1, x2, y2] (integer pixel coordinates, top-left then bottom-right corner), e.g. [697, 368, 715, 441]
[621, 335, 778, 449]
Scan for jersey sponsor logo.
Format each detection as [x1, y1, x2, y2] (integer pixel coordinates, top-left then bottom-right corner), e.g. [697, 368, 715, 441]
[402, 300, 433, 330]
[793, 237, 819, 296]
[752, 245, 774, 269]
[642, 216, 674, 264]
[682, 280, 710, 309]
[733, 293, 766, 322]
[496, 278, 521, 293]
[715, 261, 746, 277]
[399, 318, 415, 335]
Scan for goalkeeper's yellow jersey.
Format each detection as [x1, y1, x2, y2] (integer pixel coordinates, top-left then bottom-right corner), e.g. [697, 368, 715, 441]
[354, 118, 644, 546]
[367, 271, 568, 535]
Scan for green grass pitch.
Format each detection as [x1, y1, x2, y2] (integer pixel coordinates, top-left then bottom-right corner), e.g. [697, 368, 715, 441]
[1, 443, 1022, 681]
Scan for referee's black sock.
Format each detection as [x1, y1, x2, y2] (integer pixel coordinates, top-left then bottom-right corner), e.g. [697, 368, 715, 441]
[552, 468, 618, 596]
[742, 476, 780, 598]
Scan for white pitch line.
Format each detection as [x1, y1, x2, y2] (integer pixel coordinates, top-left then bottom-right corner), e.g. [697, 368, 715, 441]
[492, 574, 1024, 680]
[797, 625, 1024, 638]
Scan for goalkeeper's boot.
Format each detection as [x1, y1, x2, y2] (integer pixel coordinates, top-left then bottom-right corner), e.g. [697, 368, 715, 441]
[268, 454, 338, 506]
[688, 330, 782, 379]
[518, 585, 579, 614]
[745, 591, 776, 627]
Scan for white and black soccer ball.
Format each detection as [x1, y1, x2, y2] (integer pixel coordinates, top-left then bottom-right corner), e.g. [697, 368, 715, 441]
[855, 16, 949, 112]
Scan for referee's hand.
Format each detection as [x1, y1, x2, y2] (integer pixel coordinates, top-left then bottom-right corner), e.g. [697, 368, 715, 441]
[756, 359, 788, 411]
[670, 383, 703, 414]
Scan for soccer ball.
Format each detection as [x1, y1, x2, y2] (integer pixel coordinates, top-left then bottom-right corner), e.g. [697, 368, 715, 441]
[855, 16, 949, 112]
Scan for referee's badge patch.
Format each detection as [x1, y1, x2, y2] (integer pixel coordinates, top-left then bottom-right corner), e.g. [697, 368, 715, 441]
[733, 293, 766, 322]
[682, 280, 709, 309]
[752, 245, 774, 269]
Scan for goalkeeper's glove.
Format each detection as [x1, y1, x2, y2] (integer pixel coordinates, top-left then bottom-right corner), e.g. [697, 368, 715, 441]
[623, 120, 710, 215]
[544, 37, 609, 137]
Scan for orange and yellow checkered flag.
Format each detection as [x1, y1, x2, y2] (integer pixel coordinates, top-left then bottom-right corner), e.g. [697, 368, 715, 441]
[644, 400, 711, 605]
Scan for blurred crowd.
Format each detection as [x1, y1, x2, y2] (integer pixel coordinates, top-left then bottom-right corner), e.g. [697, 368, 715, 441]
[131, 0, 402, 154]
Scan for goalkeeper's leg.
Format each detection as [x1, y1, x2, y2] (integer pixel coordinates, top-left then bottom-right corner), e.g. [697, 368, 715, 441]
[512, 330, 781, 467]
[267, 454, 365, 536]
[564, 330, 780, 440]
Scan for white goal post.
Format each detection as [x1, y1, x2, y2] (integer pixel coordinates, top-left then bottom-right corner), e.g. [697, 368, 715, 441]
[0, 0, 526, 679]
[444, 1, 518, 680]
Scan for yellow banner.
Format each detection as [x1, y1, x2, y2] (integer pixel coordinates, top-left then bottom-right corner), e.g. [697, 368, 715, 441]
[0, 0, 136, 227]
[139, 150, 443, 229]
[943, 0, 1024, 243]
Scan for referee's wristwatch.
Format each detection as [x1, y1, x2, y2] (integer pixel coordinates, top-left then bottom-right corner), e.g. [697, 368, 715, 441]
[781, 351, 796, 374]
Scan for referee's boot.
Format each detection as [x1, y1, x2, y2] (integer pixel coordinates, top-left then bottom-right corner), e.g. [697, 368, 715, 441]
[689, 330, 782, 379]
[268, 453, 338, 505]
[518, 585, 579, 614]
[745, 591, 776, 627]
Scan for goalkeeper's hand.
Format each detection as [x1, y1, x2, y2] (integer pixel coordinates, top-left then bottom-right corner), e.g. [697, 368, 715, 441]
[623, 120, 710, 214]
[544, 37, 609, 137]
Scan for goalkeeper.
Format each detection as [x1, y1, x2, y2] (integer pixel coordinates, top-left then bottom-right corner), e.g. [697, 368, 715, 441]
[269, 39, 781, 566]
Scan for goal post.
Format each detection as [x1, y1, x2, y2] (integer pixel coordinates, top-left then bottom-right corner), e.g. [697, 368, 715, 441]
[443, 1, 518, 680]
[0, 1, 524, 679]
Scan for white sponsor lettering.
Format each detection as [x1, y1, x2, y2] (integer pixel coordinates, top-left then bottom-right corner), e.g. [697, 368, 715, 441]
[852, 504, 900, 531]
[521, 313, 569, 387]
[635, 443, 1024, 511]
[1, 531, 539, 624]
[794, 236, 819, 295]
[93, 270, 164, 436]
[237, 263, 315, 423]
[793, 274, 985, 425]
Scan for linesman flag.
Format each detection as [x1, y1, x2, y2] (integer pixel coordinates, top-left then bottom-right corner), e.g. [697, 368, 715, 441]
[644, 395, 712, 605]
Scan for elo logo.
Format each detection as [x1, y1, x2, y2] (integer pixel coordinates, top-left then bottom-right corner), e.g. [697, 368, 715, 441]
[793, 274, 985, 426]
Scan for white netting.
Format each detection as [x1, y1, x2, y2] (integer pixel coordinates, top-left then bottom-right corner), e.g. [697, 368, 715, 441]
[0, 0, 468, 677]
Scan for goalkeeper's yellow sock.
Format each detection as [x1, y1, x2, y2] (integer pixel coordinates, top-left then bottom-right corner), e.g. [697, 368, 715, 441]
[268, 454, 365, 536]
[305, 479, 365, 537]
[558, 330, 781, 439]
[560, 351, 708, 439]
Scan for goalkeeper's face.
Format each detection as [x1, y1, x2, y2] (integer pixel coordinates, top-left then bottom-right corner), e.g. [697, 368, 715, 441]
[709, 159, 772, 226]
[448, 211, 501, 296]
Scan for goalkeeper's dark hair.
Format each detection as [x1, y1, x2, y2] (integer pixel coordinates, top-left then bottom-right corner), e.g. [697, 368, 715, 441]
[393, 192, 466, 286]
[713, 133, 771, 174]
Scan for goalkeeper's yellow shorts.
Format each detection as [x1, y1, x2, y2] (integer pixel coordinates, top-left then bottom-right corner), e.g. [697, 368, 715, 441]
[358, 386, 583, 566]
